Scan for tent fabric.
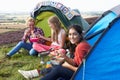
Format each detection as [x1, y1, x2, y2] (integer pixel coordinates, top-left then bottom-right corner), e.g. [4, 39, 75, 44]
[73, 16, 120, 80]
[31, 1, 89, 32]
[71, 4, 120, 80]
[85, 11, 116, 46]
[86, 4, 120, 36]
[84, 4, 120, 46]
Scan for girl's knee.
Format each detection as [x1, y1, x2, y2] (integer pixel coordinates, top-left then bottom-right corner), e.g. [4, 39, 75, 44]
[18, 41, 25, 45]
[29, 50, 34, 56]
[53, 65, 61, 70]
[29, 49, 38, 56]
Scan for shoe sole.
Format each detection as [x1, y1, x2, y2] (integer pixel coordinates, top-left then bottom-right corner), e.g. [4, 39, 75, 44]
[18, 70, 30, 79]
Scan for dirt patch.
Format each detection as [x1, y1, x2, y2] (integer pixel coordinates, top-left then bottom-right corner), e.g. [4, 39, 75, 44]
[0, 29, 25, 45]
[84, 16, 98, 24]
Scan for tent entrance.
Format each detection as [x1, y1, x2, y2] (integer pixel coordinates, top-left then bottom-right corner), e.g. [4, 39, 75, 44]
[35, 11, 66, 37]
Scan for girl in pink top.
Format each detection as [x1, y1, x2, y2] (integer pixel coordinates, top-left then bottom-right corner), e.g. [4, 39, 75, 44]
[33, 16, 66, 53]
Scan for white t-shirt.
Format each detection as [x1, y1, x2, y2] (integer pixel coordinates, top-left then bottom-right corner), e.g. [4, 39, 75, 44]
[51, 29, 66, 46]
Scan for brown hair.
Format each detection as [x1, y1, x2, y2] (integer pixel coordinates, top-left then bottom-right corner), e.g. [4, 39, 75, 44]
[67, 24, 84, 56]
[68, 24, 83, 42]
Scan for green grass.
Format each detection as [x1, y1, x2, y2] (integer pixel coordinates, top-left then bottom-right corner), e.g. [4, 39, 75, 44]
[0, 44, 50, 80]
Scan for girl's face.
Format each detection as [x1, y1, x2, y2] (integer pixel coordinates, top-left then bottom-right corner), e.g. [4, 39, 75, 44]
[68, 28, 80, 45]
[28, 21, 35, 29]
[48, 22, 55, 29]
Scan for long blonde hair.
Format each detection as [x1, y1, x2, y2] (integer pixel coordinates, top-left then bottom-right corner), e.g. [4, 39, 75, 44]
[48, 16, 62, 42]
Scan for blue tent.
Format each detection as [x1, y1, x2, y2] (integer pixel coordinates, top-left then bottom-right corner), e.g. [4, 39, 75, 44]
[71, 4, 120, 80]
[85, 4, 120, 46]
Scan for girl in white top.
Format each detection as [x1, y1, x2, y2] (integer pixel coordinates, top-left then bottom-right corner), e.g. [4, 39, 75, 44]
[33, 16, 66, 53]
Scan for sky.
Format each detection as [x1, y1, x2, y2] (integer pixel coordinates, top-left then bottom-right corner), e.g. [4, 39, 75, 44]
[0, 0, 120, 13]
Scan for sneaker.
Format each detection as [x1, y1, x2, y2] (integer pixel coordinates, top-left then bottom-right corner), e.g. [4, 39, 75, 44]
[3, 54, 11, 60]
[18, 69, 39, 79]
[38, 51, 50, 57]
[18, 70, 30, 79]
[5, 55, 11, 59]
[0, 55, 10, 63]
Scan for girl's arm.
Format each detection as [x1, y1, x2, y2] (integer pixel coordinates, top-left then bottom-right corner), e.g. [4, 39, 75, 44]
[62, 61, 78, 71]
[38, 35, 51, 42]
[60, 30, 66, 48]
[63, 55, 77, 66]
[37, 28, 52, 42]
[22, 29, 30, 42]
[59, 51, 77, 66]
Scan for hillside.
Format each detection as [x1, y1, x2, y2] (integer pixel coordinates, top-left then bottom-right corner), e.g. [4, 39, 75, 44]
[0, 29, 24, 45]
[0, 17, 98, 45]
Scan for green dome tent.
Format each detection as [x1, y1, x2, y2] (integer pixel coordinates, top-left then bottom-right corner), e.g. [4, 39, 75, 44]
[31, 1, 89, 37]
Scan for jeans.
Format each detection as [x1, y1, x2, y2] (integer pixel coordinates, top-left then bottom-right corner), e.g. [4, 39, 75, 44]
[40, 65, 74, 80]
[29, 48, 38, 55]
[7, 41, 38, 56]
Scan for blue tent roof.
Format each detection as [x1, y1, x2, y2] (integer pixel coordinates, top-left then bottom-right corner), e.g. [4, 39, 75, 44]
[85, 4, 120, 46]
[71, 4, 120, 80]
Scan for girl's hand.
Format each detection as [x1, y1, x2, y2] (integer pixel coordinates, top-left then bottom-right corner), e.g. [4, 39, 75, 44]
[57, 49, 66, 58]
[36, 34, 40, 38]
[37, 34, 44, 39]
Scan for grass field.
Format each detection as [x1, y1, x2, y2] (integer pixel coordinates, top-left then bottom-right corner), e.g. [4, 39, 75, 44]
[0, 44, 50, 80]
